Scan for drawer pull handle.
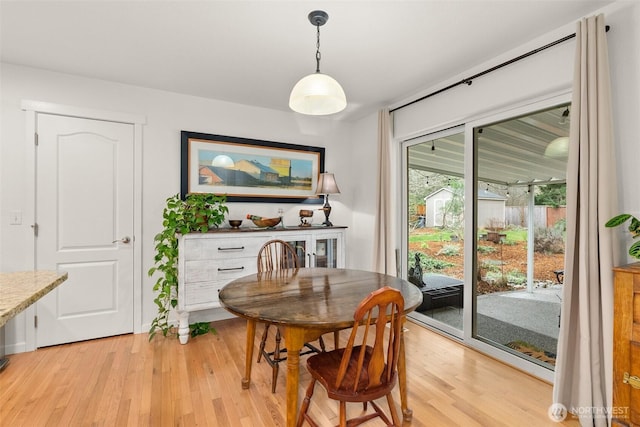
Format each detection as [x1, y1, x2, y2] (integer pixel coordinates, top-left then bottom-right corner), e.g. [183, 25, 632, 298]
[623, 372, 640, 389]
[218, 246, 245, 251]
[218, 266, 245, 272]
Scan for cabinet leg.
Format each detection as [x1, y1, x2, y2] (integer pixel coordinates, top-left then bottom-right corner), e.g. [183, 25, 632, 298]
[178, 311, 190, 344]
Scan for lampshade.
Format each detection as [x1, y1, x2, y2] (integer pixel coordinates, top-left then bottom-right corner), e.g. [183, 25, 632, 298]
[289, 73, 346, 115]
[289, 10, 347, 116]
[316, 172, 341, 195]
[545, 136, 569, 159]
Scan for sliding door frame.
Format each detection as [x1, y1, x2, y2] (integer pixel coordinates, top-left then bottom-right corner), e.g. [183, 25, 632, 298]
[401, 125, 465, 339]
[400, 91, 571, 383]
[464, 93, 570, 383]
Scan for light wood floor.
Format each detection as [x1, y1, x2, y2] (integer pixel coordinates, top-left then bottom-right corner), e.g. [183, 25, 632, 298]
[0, 317, 579, 426]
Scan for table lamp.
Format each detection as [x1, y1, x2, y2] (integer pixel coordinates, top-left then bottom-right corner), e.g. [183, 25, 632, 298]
[316, 172, 340, 226]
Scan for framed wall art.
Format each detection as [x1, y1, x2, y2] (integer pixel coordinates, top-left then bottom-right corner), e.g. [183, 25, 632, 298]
[181, 131, 325, 203]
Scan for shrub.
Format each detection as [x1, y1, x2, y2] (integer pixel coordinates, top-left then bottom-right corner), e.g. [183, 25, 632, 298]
[553, 218, 567, 232]
[486, 217, 505, 231]
[437, 244, 461, 256]
[409, 250, 454, 273]
[485, 273, 510, 288]
[534, 226, 565, 254]
[477, 245, 496, 254]
[424, 257, 454, 270]
[481, 259, 503, 272]
[505, 269, 526, 285]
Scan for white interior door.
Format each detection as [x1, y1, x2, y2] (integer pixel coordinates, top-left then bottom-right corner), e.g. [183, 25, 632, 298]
[35, 113, 134, 347]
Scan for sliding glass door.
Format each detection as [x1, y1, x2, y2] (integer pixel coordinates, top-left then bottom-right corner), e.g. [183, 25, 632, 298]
[472, 104, 569, 373]
[404, 126, 465, 337]
[403, 97, 570, 380]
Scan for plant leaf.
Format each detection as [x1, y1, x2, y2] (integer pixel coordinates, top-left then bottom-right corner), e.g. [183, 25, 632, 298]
[630, 240, 640, 259]
[605, 214, 632, 228]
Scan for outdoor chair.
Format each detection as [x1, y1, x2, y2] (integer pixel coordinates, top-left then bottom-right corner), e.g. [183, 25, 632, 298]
[297, 286, 404, 427]
[554, 269, 564, 284]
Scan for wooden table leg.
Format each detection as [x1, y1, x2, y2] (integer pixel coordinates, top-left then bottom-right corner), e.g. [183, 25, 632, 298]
[242, 319, 256, 389]
[398, 317, 413, 421]
[284, 326, 305, 427]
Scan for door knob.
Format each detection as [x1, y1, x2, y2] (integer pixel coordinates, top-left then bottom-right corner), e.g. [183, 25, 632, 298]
[112, 236, 131, 244]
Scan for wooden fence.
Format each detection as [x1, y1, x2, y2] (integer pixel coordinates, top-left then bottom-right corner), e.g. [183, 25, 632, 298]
[505, 206, 566, 228]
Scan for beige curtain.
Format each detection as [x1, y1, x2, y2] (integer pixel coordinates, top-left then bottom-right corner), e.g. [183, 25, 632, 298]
[373, 109, 396, 274]
[553, 14, 616, 426]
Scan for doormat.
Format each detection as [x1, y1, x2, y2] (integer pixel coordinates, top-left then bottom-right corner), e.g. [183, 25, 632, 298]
[506, 341, 556, 366]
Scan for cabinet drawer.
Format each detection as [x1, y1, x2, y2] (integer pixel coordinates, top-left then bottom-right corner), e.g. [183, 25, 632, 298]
[629, 342, 640, 425]
[183, 236, 265, 260]
[184, 258, 258, 282]
[182, 280, 225, 310]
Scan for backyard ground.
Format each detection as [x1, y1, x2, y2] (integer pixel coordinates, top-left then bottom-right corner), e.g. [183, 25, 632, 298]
[409, 228, 565, 293]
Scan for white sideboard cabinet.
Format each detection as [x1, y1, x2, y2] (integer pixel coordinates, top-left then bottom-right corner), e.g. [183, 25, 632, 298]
[177, 226, 346, 343]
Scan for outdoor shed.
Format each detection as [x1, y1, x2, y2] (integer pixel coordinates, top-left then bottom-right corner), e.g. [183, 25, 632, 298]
[424, 187, 507, 228]
[477, 188, 507, 228]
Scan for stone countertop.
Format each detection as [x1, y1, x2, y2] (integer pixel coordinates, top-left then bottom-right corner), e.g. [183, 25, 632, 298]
[0, 271, 68, 328]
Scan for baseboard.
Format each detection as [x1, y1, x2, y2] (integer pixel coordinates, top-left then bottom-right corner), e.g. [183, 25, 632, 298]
[4, 341, 27, 356]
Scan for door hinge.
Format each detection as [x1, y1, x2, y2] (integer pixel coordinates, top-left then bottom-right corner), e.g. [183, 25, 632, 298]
[34, 132, 39, 146]
[34, 315, 38, 328]
[31, 223, 39, 237]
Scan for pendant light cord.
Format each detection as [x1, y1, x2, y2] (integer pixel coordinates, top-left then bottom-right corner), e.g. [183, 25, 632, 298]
[315, 24, 321, 73]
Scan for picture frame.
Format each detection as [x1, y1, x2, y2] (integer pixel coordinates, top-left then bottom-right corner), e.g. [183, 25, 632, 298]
[181, 131, 325, 203]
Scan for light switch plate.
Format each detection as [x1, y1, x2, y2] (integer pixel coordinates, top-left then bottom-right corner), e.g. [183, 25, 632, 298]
[9, 210, 22, 225]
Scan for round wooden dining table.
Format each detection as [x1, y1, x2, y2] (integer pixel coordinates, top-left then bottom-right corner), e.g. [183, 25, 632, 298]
[219, 267, 423, 427]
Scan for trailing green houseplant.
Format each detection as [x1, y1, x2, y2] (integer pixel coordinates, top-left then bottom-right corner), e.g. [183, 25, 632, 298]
[605, 213, 640, 260]
[148, 193, 229, 340]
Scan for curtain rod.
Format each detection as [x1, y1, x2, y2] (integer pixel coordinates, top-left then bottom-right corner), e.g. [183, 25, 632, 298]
[390, 25, 610, 113]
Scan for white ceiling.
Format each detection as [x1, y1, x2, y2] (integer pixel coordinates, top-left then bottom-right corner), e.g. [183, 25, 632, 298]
[0, 1, 612, 121]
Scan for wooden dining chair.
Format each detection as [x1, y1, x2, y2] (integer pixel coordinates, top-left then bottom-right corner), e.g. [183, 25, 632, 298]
[256, 238, 300, 273]
[296, 286, 404, 427]
[256, 239, 325, 393]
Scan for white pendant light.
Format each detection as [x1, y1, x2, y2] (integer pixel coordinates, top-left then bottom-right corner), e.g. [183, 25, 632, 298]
[545, 136, 569, 159]
[545, 106, 570, 158]
[289, 10, 347, 115]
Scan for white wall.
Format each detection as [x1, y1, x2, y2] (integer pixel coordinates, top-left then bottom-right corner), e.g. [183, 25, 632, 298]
[606, 2, 640, 260]
[393, 39, 574, 140]
[342, 112, 380, 271]
[0, 64, 353, 351]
